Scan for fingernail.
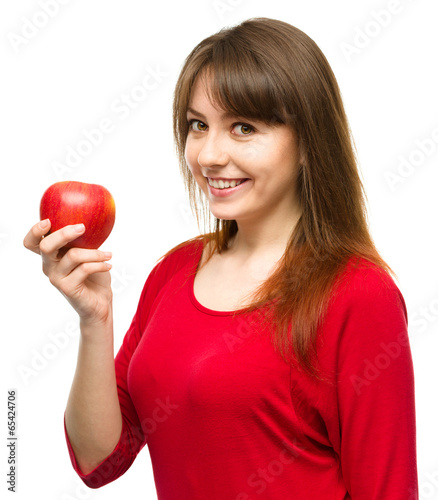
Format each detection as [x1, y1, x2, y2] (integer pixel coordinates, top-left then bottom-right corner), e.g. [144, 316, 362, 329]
[39, 219, 49, 229]
[103, 252, 112, 258]
[74, 223, 85, 233]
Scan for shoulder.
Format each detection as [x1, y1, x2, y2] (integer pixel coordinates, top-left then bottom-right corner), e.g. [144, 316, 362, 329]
[149, 236, 205, 284]
[318, 256, 410, 372]
[327, 255, 407, 325]
[332, 255, 403, 300]
[135, 237, 205, 316]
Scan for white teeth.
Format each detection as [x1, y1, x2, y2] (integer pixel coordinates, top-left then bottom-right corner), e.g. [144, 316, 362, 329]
[208, 178, 245, 189]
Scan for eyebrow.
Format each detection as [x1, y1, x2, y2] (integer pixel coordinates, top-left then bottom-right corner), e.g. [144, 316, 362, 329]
[186, 106, 240, 121]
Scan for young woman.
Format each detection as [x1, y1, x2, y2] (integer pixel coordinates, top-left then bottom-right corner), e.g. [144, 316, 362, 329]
[23, 17, 418, 499]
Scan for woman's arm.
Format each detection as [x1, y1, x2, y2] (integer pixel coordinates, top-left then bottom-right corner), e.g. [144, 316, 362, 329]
[335, 271, 418, 499]
[64, 318, 122, 475]
[23, 220, 148, 487]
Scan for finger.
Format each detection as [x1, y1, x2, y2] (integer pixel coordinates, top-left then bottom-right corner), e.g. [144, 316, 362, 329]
[39, 223, 86, 259]
[55, 248, 112, 280]
[57, 261, 112, 297]
[23, 219, 52, 255]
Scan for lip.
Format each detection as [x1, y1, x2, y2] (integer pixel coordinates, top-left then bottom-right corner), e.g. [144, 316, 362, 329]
[207, 178, 250, 198]
[206, 177, 249, 182]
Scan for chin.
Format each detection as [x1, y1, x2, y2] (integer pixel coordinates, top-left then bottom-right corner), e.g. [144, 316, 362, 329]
[209, 210, 227, 219]
[209, 209, 239, 221]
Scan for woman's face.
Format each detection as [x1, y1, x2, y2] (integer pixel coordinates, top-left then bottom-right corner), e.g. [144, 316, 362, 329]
[184, 73, 302, 226]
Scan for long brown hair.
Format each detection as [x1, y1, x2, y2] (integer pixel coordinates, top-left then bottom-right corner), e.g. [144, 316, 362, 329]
[161, 17, 397, 380]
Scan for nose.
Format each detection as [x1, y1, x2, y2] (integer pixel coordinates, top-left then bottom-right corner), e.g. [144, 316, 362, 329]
[197, 130, 230, 169]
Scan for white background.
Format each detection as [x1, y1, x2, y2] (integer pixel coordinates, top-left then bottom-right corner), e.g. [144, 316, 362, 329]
[1, 0, 437, 499]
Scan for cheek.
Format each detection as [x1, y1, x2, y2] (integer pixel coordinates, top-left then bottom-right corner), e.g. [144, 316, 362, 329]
[184, 142, 204, 184]
[184, 140, 198, 171]
[239, 137, 266, 163]
[237, 139, 284, 183]
[184, 141, 191, 166]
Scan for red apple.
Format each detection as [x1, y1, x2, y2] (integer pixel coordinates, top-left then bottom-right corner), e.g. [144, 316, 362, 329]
[39, 181, 116, 249]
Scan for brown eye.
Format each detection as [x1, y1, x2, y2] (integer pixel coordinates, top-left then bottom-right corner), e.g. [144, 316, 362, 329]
[188, 119, 207, 131]
[234, 123, 254, 135]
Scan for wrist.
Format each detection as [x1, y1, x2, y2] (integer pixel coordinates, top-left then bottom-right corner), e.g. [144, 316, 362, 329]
[79, 315, 114, 342]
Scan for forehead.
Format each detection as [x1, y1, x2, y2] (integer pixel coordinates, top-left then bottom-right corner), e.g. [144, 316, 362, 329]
[188, 74, 221, 111]
[187, 74, 252, 121]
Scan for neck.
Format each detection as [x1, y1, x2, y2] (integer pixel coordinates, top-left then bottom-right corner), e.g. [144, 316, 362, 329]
[226, 210, 301, 263]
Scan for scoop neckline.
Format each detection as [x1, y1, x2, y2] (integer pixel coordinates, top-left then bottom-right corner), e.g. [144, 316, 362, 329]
[188, 241, 247, 316]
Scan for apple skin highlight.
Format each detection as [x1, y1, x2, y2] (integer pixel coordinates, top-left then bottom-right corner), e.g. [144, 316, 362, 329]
[40, 181, 116, 249]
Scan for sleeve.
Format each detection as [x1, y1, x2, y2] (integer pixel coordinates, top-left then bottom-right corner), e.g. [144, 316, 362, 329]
[63, 259, 166, 489]
[334, 270, 419, 499]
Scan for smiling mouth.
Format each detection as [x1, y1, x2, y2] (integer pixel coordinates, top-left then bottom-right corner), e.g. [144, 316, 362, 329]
[207, 178, 249, 189]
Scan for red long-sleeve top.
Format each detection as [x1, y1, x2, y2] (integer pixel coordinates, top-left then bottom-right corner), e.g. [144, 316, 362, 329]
[64, 238, 418, 499]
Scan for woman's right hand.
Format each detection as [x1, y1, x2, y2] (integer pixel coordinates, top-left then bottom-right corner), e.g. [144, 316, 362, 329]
[23, 219, 114, 328]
